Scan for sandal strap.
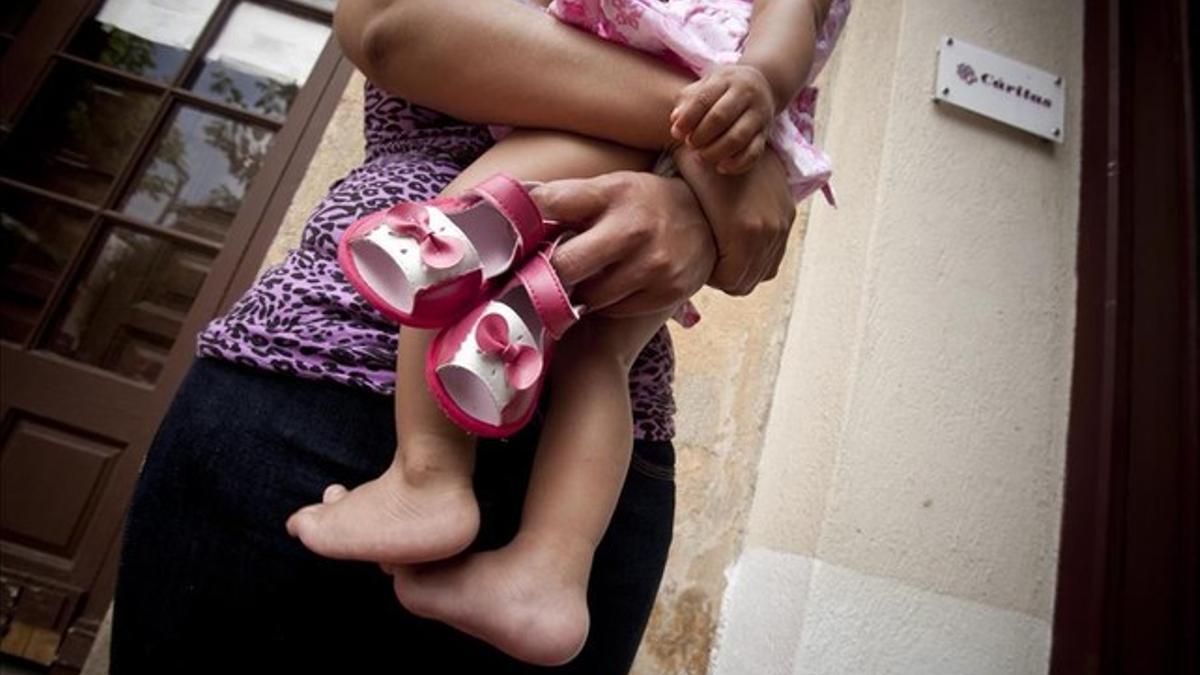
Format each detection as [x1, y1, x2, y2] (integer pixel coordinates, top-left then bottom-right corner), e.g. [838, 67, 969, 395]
[516, 251, 578, 340]
[472, 173, 547, 258]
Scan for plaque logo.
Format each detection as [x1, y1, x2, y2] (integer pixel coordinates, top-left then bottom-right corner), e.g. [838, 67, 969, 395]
[956, 63, 979, 85]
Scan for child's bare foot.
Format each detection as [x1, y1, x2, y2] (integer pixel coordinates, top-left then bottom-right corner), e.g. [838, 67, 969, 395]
[285, 452, 479, 564]
[386, 531, 591, 666]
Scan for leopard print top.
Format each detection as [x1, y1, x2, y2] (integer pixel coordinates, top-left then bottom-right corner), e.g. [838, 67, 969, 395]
[196, 81, 676, 441]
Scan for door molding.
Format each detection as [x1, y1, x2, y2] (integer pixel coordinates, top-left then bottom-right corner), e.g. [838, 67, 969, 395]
[1050, 0, 1198, 672]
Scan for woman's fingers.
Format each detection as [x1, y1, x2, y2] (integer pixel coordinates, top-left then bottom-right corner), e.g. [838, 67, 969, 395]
[534, 176, 635, 285]
[597, 290, 671, 318]
[542, 173, 714, 311]
[764, 227, 788, 281]
[570, 262, 644, 313]
[717, 133, 768, 175]
[529, 177, 611, 225]
[709, 233, 754, 295]
[549, 224, 629, 287]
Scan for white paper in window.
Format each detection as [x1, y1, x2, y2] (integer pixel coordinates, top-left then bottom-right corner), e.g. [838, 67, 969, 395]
[293, 0, 338, 11]
[95, 0, 220, 51]
[204, 3, 331, 86]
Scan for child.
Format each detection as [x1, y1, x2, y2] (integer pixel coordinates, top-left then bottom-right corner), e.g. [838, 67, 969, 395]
[286, 0, 849, 665]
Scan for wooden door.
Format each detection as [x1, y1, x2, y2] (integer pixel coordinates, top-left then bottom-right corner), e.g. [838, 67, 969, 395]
[1050, 0, 1198, 672]
[0, 0, 349, 669]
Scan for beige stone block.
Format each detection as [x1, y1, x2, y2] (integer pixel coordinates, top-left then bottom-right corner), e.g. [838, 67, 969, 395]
[747, 0, 1081, 624]
[746, 0, 907, 557]
[257, 72, 368, 274]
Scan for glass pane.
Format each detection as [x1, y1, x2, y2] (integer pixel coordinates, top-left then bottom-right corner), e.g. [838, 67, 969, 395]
[0, 189, 93, 343]
[68, 0, 220, 83]
[293, 0, 338, 11]
[43, 226, 214, 384]
[119, 106, 274, 242]
[189, 3, 331, 120]
[0, 0, 37, 36]
[0, 65, 161, 204]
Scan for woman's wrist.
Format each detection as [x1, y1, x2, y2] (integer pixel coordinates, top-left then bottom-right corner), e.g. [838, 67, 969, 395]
[669, 142, 790, 217]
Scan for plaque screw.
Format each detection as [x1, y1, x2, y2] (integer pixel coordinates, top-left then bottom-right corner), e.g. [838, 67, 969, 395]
[946, 37, 954, 46]
[941, 87, 950, 97]
[1052, 128, 1061, 137]
[1055, 77, 1063, 86]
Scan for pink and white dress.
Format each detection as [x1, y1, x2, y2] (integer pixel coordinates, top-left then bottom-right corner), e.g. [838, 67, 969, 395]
[548, 0, 852, 205]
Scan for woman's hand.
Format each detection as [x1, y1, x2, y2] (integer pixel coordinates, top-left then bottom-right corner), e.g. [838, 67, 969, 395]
[672, 146, 797, 296]
[530, 173, 717, 317]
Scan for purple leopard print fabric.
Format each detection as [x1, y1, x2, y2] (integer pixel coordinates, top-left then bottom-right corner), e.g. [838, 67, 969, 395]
[196, 81, 676, 441]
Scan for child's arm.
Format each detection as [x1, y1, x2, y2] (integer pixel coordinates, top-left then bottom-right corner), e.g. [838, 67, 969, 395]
[670, 0, 833, 174]
[334, 0, 689, 150]
[742, 0, 834, 113]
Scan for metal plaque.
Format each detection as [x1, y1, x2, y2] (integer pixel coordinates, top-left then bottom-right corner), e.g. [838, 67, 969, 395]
[934, 36, 1065, 143]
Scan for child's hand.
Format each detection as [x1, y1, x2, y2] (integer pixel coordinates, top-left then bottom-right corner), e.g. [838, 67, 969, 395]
[671, 64, 777, 175]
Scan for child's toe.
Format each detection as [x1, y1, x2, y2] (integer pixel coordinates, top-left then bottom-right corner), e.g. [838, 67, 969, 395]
[322, 484, 349, 503]
[284, 504, 322, 538]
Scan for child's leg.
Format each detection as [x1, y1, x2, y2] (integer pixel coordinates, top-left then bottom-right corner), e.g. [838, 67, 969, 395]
[285, 318, 480, 562]
[389, 310, 673, 666]
[285, 131, 654, 562]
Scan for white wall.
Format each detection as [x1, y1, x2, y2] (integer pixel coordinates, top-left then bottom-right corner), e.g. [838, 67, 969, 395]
[712, 0, 1082, 672]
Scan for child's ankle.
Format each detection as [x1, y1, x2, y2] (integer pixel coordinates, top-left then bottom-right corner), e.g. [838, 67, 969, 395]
[394, 434, 474, 489]
[512, 528, 596, 582]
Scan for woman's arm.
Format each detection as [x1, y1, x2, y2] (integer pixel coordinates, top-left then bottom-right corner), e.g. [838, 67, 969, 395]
[334, 0, 690, 150]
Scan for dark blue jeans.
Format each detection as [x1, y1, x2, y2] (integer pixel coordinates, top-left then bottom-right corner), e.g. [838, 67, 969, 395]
[110, 357, 675, 674]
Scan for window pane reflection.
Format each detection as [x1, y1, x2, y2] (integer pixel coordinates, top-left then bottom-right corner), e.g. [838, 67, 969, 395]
[44, 226, 214, 384]
[189, 3, 330, 120]
[119, 106, 274, 242]
[0, 190, 92, 343]
[293, 0, 338, 11]
[68, 0, 219, 83]
[0, 66, 160, 203]
[0, 0, 37, 36]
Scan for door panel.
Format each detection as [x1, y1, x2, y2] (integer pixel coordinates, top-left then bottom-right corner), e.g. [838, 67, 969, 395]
[1, 415, 122, 557]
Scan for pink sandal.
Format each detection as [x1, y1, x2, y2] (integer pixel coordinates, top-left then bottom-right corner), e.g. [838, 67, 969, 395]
[425, 238, 582, 437]
[338, 173, 551, 328]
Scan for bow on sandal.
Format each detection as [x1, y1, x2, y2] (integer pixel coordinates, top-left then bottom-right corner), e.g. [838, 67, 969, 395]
[386, 207, 468, 270]
[338, 173, 552, 328]
[475, 314, 544, 391]
[426, 237, 582, 438]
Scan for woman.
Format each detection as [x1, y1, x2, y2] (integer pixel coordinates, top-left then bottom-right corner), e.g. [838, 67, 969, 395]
[109, 0, 797, 672]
